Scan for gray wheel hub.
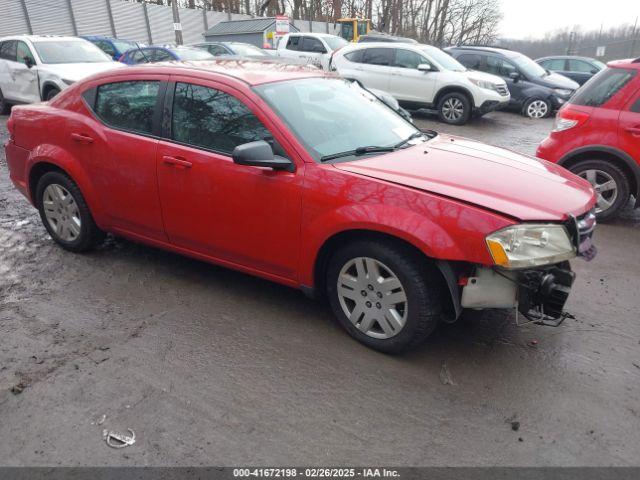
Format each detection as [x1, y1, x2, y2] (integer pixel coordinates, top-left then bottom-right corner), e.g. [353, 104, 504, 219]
[578, 169, 618, 214]
[526, 100, 549, 118]
[442, 97, 464, 121]
[42, 184, 81, 242]
[336, 257, 408, 339]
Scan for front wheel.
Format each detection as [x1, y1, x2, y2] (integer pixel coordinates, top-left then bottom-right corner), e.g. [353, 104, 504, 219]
[326, 239, 443, 354]
[523, 98, 551, 118]
[437, 92, 471, 125]
[45, 88, 60, 101]
[569, 160, 630, 221]
[36, 171, 105, 252]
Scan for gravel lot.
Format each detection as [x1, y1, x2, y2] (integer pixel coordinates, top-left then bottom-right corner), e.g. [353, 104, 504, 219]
[1, 110, 639, 466]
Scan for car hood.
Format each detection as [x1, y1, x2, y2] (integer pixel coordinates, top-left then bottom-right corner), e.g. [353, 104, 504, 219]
[465, 70, 507, 86]
[536, 72, 579, 90]
[333, 134, 595, 221]
[41, 62, 125, 82]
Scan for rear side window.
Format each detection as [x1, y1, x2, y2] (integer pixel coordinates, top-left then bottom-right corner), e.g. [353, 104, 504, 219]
[362, 48, 393, 66]
[542, 58, 566, 70]
[286, 36, 300, 50]
[571, 68, 636, 107]
[0, 40, 17, 61]
[171, 82, 270, 154]
[94, 81, 160, 135]
[456, 53, 481, 70]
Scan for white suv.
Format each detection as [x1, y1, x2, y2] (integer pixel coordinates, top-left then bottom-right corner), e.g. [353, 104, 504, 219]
[0, 35, 124, 113]
[331, 42, 510, 125]
[276, 33, 349, 70]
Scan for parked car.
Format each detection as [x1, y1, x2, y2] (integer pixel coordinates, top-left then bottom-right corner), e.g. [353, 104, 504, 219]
[446, 46, 580, 118]
[82, 35, 143, 61]
[358, 33, 418, 44]
[0, 35, 123, 111]
[119, 45, 214, 64]
[537, 58, 640, 221]
[276, 33, 349, 70]
[191, 41, 270, 58]
[331, 42, 510, 125]
[5, 61, 597, 353]
[536, 56, 606, 86]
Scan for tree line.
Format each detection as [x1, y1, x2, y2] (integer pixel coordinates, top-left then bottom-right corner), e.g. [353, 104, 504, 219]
[137, 0, 502, 47]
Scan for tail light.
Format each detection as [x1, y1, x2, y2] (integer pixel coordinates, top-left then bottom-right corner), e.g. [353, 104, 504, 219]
[552, 107, 590, 132]
[6, 114, 15, 142]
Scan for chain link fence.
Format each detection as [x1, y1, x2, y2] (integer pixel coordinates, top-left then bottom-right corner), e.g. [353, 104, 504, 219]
[0, 0, 338, 45]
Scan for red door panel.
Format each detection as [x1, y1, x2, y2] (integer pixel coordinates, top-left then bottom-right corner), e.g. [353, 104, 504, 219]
[619, 87, 640, 163]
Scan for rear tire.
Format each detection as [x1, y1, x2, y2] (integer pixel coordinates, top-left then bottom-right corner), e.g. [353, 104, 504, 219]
[45, 88, 60, 101]
[437, 92, 471, 125]
[568, 159, 630, 221]
[326, 239, 443, 354]
[36, 171, 105, 252]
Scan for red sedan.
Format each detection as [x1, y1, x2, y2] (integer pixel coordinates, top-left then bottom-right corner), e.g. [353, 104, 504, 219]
[5, 60, 597, 353]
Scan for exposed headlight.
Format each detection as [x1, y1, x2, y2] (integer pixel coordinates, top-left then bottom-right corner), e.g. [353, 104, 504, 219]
[553, 88, 572, 97]
[62, 78, 75, 85]
[469, 78, 501, 91]
[486, 224, 575, 269]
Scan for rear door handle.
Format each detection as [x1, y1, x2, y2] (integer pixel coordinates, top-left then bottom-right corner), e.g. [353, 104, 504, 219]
[70, 133, 94, 144]
[626, 126, 640, 136]
[162, 155, 192, 169]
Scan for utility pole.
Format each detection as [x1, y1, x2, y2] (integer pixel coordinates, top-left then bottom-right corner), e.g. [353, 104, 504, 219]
[631, 16, 638, 58]
[171, 0, 184, 45]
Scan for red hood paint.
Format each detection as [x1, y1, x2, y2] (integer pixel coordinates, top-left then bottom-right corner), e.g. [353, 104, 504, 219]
[334, 134, 596, 221]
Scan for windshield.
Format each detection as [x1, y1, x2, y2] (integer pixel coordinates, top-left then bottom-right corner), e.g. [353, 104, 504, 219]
[420, 45, 466, 71]
[113, 39, 138, 53]
[255, 78, 424, 162]
[33, 40, 112, 64]
[230, 44, 269, 56]
[509, 52, 547, 78]
[324, 36, 349, 51]
[172, 48, 215, 61]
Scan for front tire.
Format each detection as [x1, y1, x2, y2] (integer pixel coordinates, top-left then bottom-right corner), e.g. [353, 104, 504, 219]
[523, 98, 551, 118]
[437, 92, 471, 125]
[36, 171, 105, 252]
[45, 88, 60, 101]
[326, 239, 443, 354]
[569, 159, 630, 221]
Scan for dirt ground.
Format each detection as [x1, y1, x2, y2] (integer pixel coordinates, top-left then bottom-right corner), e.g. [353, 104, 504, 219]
[0, 110, 639, 466]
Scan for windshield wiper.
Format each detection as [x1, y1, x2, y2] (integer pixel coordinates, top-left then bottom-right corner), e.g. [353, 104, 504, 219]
[320, 132, 427, 162]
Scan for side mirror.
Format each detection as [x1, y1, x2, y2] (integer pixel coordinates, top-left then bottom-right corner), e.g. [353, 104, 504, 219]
[232, 140, 295, 172]
[23, 56, 34, 69]
[417, 63, 432, 72]
[590, 68, 599, 74]
[509, 71, 520, 82]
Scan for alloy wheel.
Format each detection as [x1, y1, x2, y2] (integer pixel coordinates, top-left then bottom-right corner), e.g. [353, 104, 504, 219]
[336, 257, 408, 339]
[441, 97, 465, 122]
[578, 169, 618, 214]
[42, 184, 81, 242]
[526, 100, 549, 118]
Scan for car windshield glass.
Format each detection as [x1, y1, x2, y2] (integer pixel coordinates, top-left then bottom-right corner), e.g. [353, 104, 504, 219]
[231, 44, 268, 56]
[255, 78, 427, 163]
[112, 40, 138, 52]
[33, 40, 111, 63]
[419, 45, 465, 71]
[509, 52, 547, 78]
[172, 48, 214, 60]
[324, 36, 349, 51]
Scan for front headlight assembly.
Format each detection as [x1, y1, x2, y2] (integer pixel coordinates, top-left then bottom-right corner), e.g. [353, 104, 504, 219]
[486, 224, 576, 269]
[553, 88, 573, 97]
[469, 78, 501, 92]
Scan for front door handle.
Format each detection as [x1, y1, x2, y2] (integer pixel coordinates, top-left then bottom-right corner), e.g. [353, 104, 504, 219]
[70, 133, 94, 144]
[162, 155, 192, 169]
[625, 126, 640, 136]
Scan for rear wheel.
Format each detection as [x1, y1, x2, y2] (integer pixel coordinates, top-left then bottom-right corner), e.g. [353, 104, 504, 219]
[45, 87, 60, 101]
[326, 239, 443, 354]
[523, 98, 551, 118]
[36, 171, 105, 252]
[437, 92, 471, 125]
[569, 159, 630, 221]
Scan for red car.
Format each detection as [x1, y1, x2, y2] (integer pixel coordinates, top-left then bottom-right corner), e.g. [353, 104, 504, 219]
[537, 58, 640, 221]
[5, 61, 597, 353]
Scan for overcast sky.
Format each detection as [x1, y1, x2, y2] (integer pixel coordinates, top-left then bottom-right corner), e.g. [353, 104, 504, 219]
[500, 0, 640, 39]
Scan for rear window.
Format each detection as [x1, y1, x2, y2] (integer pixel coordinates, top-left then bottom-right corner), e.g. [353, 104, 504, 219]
[570, 68, 636, 107]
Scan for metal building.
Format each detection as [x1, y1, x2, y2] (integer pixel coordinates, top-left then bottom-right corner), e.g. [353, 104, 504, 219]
[203, 17, 299, 49]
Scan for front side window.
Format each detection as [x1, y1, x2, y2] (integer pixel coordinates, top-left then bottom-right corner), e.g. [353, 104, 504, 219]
[363, 48, 393, 66]
[16, 41, 35, 65]
[171, 82, 270, 154]
[457, 53, 481, 70]
[149, 49, 174, 62]
[94, 81, 160, 135]
[33, 40, 111, 64]
[96, 41, 116, 57]
[255, 78, 420, 162]
[394, 49, 426, 69]
[543, 58, 566, 70]
[301, 37, 325, 53]
[486, 55, 517, 77]
[568, 59, 595, 73]
[571, 68, 636, 107]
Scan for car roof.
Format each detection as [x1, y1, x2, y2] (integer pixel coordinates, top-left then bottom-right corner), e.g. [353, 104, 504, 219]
[448, 45, 512, 55]
[287, 32, 336, 38]
[107, 59, 328, 85]
[0, 35, 85, 43]
[608, 58, 640, 70]
[536, 55, 596, 62]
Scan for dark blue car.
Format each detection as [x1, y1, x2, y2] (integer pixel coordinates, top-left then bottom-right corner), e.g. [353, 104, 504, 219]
[82, 35, 142, 61]
[119, 45, 214, 65]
